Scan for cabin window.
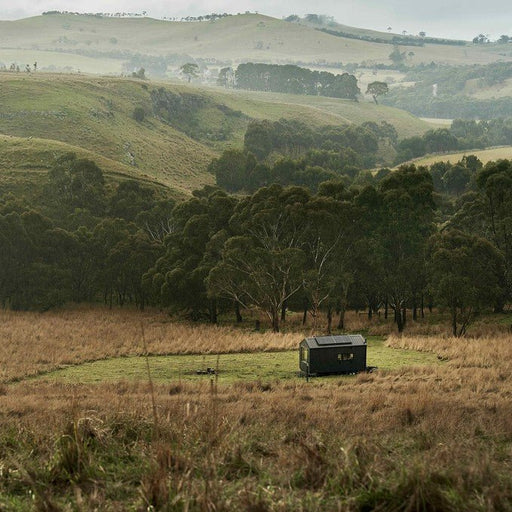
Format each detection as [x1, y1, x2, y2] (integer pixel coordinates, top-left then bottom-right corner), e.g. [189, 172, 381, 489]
[338, 353, 354, 362]
[300, 346, 308, 362]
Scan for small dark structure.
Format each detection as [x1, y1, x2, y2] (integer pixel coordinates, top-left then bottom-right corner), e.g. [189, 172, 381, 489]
[299, 334, 367, 377]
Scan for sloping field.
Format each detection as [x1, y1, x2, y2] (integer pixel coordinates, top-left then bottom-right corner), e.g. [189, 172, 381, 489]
[206, 86, 431, 138]
[0, 72, 434, 195]
[0, 73, 218, 193]
[0, 13, 509, 68]
[409, 146, 512, 167]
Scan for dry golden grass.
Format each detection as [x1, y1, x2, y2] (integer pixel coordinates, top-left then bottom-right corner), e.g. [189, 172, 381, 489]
[1, 306, 512, 509]
[0, 306, 300, 383]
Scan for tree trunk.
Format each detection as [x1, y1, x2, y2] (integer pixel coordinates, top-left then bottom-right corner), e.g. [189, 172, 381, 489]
[337, 305, 345, 330]
[384, 299, 388, 319]
[396, 308, 404, 333]
[302, 301, 308, 326]
[281, 301, 287, 323]
[209, 299, 217, 324]
[271, 308, 280, 333]
[235, 302, 242, 323]
[327, 306, 333, 334]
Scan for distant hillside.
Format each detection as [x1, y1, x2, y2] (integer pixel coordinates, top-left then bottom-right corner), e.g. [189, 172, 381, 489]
[404, 146, 512, 168]
[0, 73, 432, 196]
[0, 12, 509, 74]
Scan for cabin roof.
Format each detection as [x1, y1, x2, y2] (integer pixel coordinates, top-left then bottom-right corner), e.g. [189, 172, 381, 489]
[302, 334, 366, 349]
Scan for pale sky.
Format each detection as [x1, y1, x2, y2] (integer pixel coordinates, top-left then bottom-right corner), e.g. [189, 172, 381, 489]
[1, 0, 511, 40]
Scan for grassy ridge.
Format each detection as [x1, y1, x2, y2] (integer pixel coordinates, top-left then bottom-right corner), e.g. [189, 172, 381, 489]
[0, 13, 510, 69]
[0, 73, 218, 193]
[0, 72, 432, 196]
[406, 145, 512, 167]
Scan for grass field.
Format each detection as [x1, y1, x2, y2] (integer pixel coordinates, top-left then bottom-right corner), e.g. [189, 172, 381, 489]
[1, 306, 512, 509]
[37, 338, 440, 384]
[0, 73, 218, 194]
[0, 48, 122, 75]
[204, 85, 430, 138]
[1, 13, 509, 69]
[466, 77, 512, 99]
[0, 72, 434, 197]
[407, 145, 512, 167]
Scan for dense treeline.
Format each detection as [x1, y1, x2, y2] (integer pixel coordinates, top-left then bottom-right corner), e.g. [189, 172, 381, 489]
[209, 119, 396, 192]
[0, 153, 173, 311]
[383, 62, 512, 119]
[396, 118, 512, 162]
[209, 117, 512, 192]
[316, 27, 466, 47]
[284, 13, 466, 46]
[1, 151, 510, 336]
[234, 63, 360, 100]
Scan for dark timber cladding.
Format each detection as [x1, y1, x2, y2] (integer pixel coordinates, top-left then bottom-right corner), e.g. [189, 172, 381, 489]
[299, 334, 367, 376]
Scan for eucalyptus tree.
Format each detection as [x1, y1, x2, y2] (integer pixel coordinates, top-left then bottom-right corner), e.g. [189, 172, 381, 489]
[146, 187, 237, 321]
[429, 230, 505, 336]
[207, 185, 310, 332]
[476, 160, 512, 304]
[450, 159, 512, 307]
[378, 165, 436, 332]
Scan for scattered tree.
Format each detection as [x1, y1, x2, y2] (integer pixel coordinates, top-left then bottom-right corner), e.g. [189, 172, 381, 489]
[366, 81, 389, 104]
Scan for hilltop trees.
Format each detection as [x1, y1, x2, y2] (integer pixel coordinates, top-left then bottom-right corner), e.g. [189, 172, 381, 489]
[235, 63, 360, 100]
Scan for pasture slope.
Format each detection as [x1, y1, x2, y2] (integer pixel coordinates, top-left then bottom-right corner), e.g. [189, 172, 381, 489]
[1, 13, 510, 69]
[407, 145, 512, 168]
[0, 72, 431, 196]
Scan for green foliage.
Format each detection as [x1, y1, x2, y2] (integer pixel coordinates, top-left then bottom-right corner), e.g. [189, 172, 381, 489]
[131, 67, 146, 79]
[383, 62, 512, 118]
[235, 62, 360, 100]
[366, 81, 389, 104]
[208, 149, 257, 192]
[147, 187, 237, 320]
[389, 47, 406, 66]
[45, 153, 107, 217]
[429, 230, 505, 336]
[150, 87, 244, 142]
[132, 106, 145, 122]
[180, 62, 199, 82]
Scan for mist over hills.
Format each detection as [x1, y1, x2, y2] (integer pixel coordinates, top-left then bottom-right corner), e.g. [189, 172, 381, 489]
[0, 12, 510, 72]
[0, 11, 511, 197]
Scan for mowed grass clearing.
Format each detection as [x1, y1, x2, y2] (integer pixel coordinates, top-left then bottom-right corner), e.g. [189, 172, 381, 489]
[35, 337, 440, 384]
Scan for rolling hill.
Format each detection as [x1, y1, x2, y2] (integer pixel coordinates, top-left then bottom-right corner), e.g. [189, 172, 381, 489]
[0, 72, 432, 195]
[0, 12, 510, 75]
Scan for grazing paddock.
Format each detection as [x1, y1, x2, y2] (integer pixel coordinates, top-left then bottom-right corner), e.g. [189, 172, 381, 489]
[1, 306, 512, 510]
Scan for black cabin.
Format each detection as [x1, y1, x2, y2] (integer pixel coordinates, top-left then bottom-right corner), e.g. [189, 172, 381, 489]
[299, 334, 367, 376]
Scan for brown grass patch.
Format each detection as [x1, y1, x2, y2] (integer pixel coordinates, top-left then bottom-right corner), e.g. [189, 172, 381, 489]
[1, 307, 512, 509]
[0, 306, 300, 383]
